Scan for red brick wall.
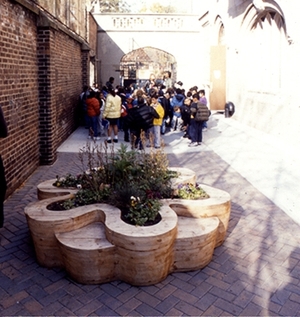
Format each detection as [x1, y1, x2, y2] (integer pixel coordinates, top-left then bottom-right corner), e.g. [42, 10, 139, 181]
[37, 26, 83, 164]
[0, 0, 40, 196]
[51, 31, 82, 158]
[89, 14, 98, 55]
[89, 14, 98, 85]
[0, 0, 91, 196]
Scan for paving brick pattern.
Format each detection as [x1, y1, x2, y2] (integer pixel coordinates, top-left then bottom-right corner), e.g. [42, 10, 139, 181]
[1, 146, 300, 316]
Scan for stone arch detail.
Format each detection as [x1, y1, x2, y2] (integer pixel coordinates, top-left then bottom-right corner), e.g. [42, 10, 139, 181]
[241, 1, 286, 35]
[120, 46, 177, 83]
[240, 1, 287, 92]
[212, 15, 225, 46]
[209, 15, 227, 111]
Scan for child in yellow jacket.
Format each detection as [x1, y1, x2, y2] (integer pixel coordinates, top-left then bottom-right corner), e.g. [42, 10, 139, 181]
[149, 94, 164, 148]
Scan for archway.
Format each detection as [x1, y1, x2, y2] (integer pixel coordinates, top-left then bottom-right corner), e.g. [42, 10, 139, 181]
[120, 46, 176, 87]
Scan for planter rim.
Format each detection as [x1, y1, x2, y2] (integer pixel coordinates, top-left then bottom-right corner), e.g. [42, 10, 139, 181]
[25, 196, 178, 240]
[164, 184, 230, 206]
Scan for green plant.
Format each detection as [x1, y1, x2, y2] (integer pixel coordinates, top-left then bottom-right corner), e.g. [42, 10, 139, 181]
[53, 173, 82, 188]
[51, 141, 211, 225]
[52, 142, 176, 226]
[51, 140, 211, 224]
[126, 196, 162, 226]
[63, 185, 112, 209]
[176, 183, 209, 200]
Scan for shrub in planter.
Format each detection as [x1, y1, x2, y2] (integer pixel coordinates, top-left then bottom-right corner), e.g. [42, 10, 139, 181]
[51, 143, 181, 226]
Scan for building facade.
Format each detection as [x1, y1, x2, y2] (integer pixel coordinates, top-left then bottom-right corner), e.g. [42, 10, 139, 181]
[0, 0, 96, 197]
[201, 0, 300, 146]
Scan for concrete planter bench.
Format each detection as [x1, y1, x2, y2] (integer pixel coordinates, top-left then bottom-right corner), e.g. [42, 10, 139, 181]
[24, 168, 231, 285]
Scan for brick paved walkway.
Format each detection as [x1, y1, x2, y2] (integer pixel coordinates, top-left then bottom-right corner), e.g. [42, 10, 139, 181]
[1, 142, 300, 315]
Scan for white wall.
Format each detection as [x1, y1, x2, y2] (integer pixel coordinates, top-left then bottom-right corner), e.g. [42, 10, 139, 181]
[207, 0, 300, 147]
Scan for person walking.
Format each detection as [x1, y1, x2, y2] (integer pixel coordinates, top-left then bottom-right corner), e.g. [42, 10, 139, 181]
[103, 87, 122, 143]
[0, 105, 8, 228]
[189, 93, 210, 146]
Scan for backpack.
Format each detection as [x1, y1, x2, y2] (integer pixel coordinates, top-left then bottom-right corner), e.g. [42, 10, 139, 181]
[195, 102, 210, 122]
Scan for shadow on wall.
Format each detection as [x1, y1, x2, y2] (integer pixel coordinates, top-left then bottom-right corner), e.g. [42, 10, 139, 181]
[97, 32, 125, 87]
[98, 34, 177, 87]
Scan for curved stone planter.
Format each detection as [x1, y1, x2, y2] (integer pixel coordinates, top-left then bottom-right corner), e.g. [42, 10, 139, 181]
[163, 184, 231, 247]
[24, 168, 231, 285]
[37, 179, 78, 200]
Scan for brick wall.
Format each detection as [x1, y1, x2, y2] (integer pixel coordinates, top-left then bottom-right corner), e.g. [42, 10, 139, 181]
[51, 31, 83, 160]
[89, 14, 98, 55]
[37, 24, 83, 164]
[89, 13, 98, 84]
[0, 0, 92, 197]
[0, 0, 40, 196]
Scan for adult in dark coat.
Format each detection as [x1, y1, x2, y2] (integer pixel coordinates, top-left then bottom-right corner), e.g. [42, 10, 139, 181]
[126, 96, 159, 150]
[0, 105, 8, 228]
[181, 91, 192, 138]
[189, 93, 210, 146]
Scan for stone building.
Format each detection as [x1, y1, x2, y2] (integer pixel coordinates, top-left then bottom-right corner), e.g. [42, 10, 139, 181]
[0, 0, 96, 196]
[198, 0, 300, 147]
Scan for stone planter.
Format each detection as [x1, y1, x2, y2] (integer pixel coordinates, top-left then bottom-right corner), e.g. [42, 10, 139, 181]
[163, 184, 231, 247]
[24, 168, 231, 285]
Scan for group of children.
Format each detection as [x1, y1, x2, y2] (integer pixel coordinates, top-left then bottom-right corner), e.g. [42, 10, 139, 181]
[79, 78, 210, 149]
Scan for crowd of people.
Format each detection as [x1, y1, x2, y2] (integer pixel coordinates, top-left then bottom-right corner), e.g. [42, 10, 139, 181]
[79, 72, 211, 150]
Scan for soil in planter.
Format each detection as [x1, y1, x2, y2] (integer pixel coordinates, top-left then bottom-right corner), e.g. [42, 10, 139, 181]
[47, 201, 68, 211]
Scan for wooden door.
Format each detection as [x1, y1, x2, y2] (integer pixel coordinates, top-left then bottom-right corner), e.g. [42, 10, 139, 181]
[210, 45, 226, 111]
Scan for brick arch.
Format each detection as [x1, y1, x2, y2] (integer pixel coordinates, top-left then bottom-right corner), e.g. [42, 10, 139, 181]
[120, 46, 177, 83]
